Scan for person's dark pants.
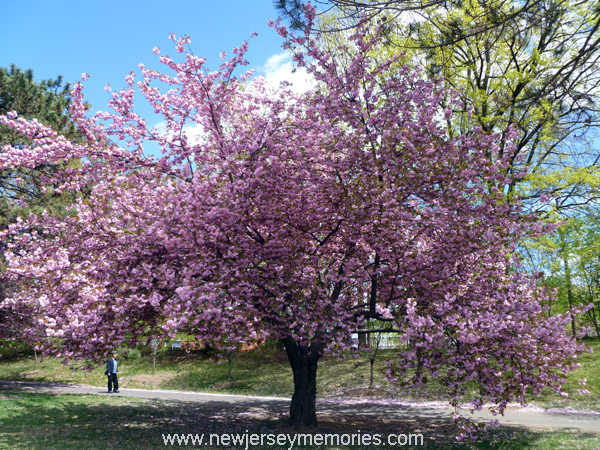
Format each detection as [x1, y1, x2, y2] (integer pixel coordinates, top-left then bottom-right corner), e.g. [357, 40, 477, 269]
[107, 373, 119, 392]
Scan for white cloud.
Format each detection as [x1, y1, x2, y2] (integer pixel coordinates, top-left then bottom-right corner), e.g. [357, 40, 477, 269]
[153, 121, 207, 147]
[256, 52, 316, 94]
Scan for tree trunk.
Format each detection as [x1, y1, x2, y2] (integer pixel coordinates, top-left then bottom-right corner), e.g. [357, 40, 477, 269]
[227, 349, 232, 382]
[587, 303, 600, 340]
[282, 336, 322, 428]
[151, 338, 157, 375]
[560, 230, 577, 338]
[358, 333, 368, 349]
[368, 329, 381, 389]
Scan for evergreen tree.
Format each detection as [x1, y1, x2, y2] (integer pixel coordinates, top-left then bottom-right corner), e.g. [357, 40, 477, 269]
[0, 65, 79, 342]
[0, 65, 80, 227]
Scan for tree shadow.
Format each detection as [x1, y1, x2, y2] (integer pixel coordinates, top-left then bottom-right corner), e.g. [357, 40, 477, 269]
[0, 391, 597, 449]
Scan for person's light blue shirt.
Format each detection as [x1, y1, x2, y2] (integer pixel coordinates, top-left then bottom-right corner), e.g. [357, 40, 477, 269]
[106, 358, 118, 373]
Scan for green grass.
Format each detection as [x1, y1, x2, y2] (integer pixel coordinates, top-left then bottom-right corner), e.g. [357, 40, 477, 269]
[1, 392, 598, 449]
[0, 347, 401, 398]
[1, 342, 599, 410]
[0, 347, 296, 396]
[529, 343, 600, 410]
[0, 346, 452, 401]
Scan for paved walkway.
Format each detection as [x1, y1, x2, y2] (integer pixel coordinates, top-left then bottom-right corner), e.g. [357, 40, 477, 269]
[1, 380, 599, 433]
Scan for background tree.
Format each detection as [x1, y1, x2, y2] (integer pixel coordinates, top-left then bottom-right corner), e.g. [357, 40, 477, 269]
[524, 211, 600, 338]
[0, 65, 79, 345]
[0, 65, 80, 226]
[277, 0, 600, 210]
[0, 22, 587, 436]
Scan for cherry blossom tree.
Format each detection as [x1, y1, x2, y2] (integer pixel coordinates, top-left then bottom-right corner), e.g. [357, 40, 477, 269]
[0, 13, 586, 433]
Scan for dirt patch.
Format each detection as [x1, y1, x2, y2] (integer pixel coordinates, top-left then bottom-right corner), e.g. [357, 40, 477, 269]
[19, 371, 42, 377]
[120, 372, 178, 388]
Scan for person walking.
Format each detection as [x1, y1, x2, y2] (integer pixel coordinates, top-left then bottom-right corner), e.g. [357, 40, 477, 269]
[105, 352, 120, 393]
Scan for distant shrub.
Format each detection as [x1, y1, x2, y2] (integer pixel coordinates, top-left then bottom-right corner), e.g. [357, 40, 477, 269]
[261, 338, 284, 350]
[124, 347, 142, 360]
[0, 340, 34, 360]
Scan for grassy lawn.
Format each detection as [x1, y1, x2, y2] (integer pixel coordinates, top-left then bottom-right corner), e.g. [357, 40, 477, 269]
[1, 392, 598, 449]
[1, 343, 600, 410]
[0, 347, 404, 399]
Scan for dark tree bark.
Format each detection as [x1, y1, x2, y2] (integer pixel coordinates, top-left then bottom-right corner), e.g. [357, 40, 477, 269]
[358, 332, 368, 349]
[282, 336, 323, 428]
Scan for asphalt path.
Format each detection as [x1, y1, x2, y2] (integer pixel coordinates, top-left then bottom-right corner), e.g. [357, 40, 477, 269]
[1, 380, 599, 434]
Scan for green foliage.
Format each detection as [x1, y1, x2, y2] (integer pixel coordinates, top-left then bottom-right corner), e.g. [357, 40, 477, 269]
[306, 0, 600, 209]
[523, 212, 600, 338]
[0, 65, 81, 228]
[413, 0, 600, 205]
[0, 65, 77, 137]
[0, 339, 33, 359]
[261, 338, 285, 350]
[123, 347, 142, 360]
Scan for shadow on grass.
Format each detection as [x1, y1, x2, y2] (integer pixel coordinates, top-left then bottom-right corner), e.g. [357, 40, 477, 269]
[2, 391, 597, 449]
[161, 365, 294, 397]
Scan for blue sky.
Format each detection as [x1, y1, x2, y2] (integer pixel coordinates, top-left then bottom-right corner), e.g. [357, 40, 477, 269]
[1, 0, 293, 116]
